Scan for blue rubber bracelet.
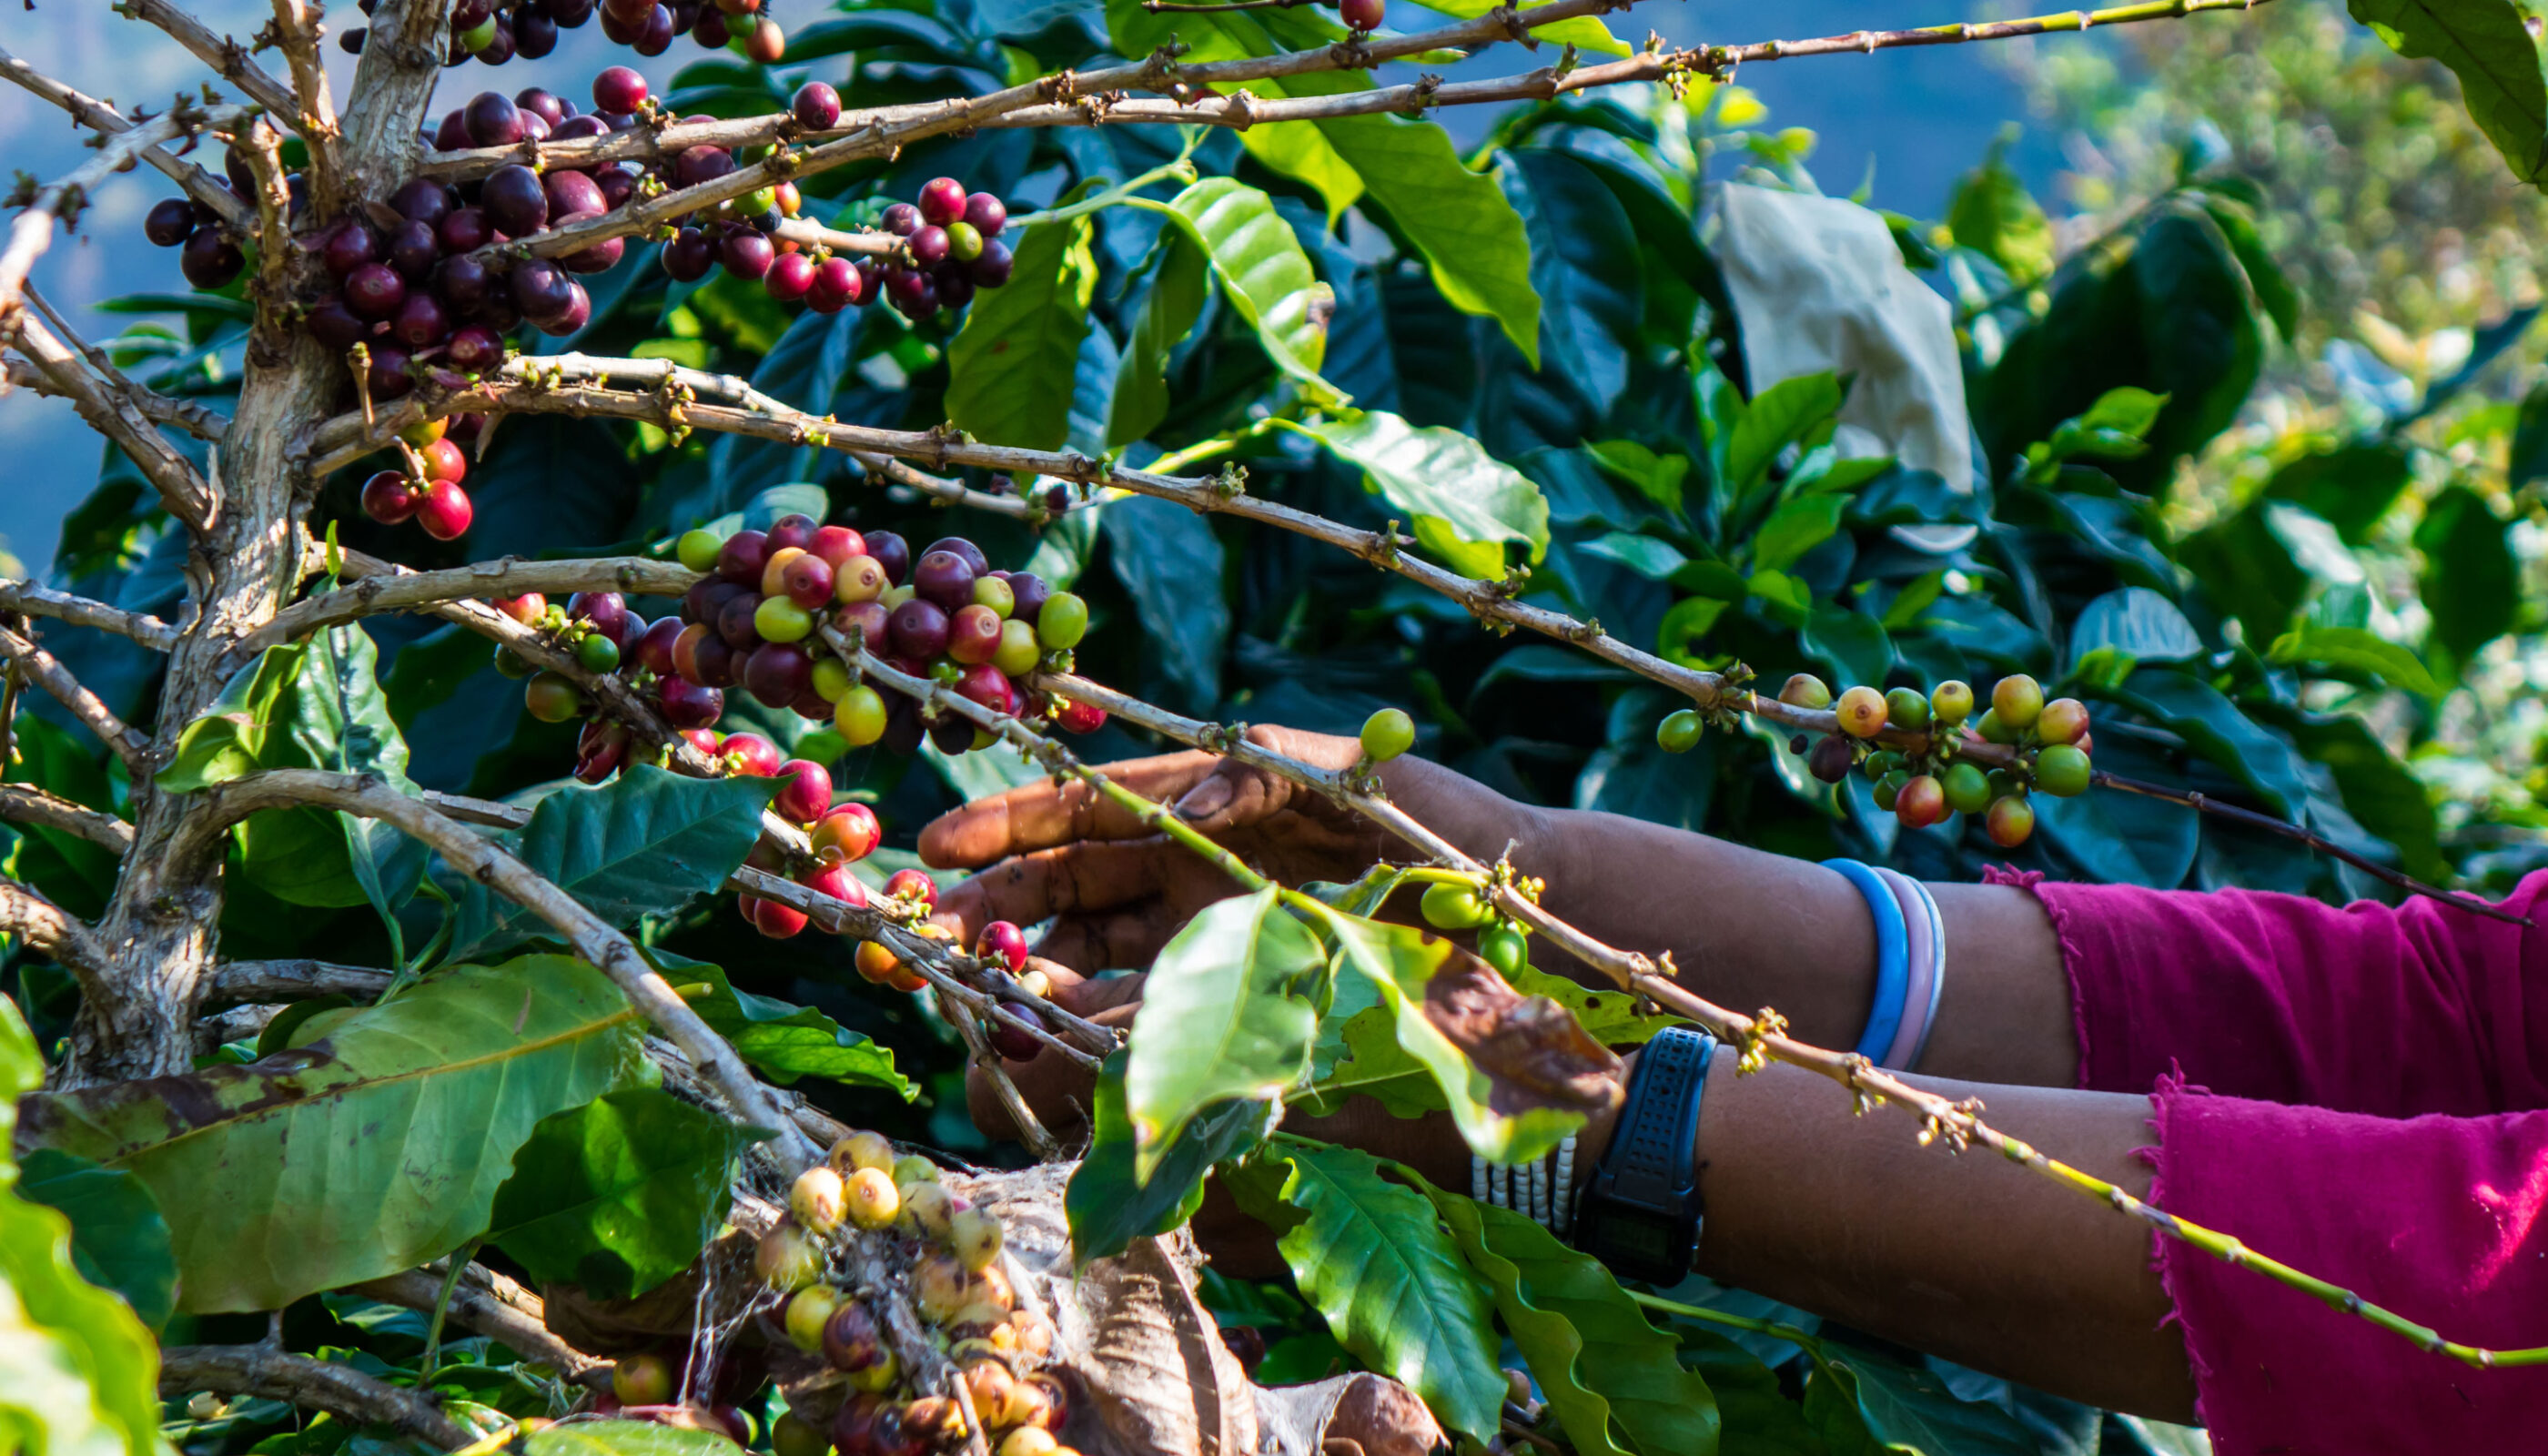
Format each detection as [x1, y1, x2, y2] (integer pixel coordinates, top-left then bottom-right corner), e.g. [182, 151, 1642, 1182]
[1824, 857, 1910, 1061]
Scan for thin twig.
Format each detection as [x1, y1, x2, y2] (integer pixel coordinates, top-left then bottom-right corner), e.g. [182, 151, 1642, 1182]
[0, 783, 136, 854]
[111, 0, 307, 124]
[770, 217, 903, 259]
[203, 768, 825, 1170]
[234, 555, 695, 665]
[159, 1345, 477, 1448]
[349, 1266, 607, 1379]
[203, 958, 392, 1006]
[259, 0, 345, 212]
[0, 98, 252, 322]
[0, 624, 151, 769]
[5, 311, 217, 530]
[1, 357, 228, 442]
[0, 580, 181, 652]
[0, 46, 257, 232]
[945, 988, 1063, 1158]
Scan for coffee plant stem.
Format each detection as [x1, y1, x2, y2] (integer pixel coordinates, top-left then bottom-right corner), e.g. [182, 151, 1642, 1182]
[157, 1344, 478, 1448]
[111, 0, 306, 134]
[5, 306, 218, 531]
[944, 988, 1066, 1158]
[0, 782, 138, 854]
[0, 622, 151, 769]
[0, 355, 227, 441]
[0, 100, 254, 322]
[235, 555, 696, 663]
[0, 579, 181, 650]
[1625, 1290, 1820, 1348]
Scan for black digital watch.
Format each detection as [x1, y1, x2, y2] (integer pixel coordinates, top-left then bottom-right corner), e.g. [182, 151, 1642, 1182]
[1570, 1026, 1715, 1284]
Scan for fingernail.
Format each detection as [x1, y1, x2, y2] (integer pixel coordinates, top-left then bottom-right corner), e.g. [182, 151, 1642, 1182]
[1176, 777, 1232, 821]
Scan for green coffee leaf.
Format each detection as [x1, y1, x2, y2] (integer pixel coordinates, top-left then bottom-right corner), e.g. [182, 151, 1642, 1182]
[1107, 234, 1209, 447]
[484, 1088, 746, 1300]
[1287, 412, 1549, 579]
[2349, 0, 2548, 187]
[527, 1418, 746, 1456]
[654, 953, 913, 1097]
[1124, 887, 1323, 1180]
[945, 212, 1097, 451]
[1320, 909, 1613, 1165]
[13, 1152, 175, 1330]
[1319, 114, 1542, 364]
[444, 765, 779, 963]
[1433, 1193, 1721, 1456]
[1066, 1053, 1274, 1264]
[0, 996, 162, 1456]
[1803, 1346, 2040, 1456]
[2268, 624, 2442, 698]
[17, 956, 648, 1312]
[1160, 178, 1340, 399]
[1260, 1143, 1504, 1442]
[157, 642, 310, 793]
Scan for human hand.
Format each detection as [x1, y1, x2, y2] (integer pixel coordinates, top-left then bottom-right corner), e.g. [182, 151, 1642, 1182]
[918, 724, 1532, 973]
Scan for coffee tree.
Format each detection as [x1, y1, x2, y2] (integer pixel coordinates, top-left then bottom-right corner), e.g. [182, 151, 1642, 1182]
[6, 0, 2548, 1451]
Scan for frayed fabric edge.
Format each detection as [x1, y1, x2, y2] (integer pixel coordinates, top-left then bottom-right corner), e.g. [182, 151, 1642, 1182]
[2147, 1066, 2217, 1433]
[1980, 864, 2102, 1089]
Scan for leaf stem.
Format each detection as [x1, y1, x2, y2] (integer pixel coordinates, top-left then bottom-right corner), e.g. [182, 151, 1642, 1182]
[418, 1240, 476, 1388]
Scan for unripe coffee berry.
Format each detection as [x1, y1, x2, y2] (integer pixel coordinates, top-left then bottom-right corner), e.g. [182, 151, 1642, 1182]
[949, 1207, 1004, 1271]
[612, 1352, 674, 1406]
[1929, 680, 1975, 724]
[1420, 882, 1492, 930]
[2034, 743, 2092, 797]
[1894, 774, 1947, 829]
[831, 1128, 895, 1175]
[1655, 708, 1704, 754]
[756, 1223, 825, 1289]
[2037, 696, 2090, 745]
[1976, 708, 2019, 744]
[1943, 761, 1992, 815]
[774, 1413, 829, 1456]
[1873, 769, 1908, 812]
[1476, 923, 1527, 977]
[1992, 673, 2044, 731]
[1883, 687, 1931, 733]
[784, 1285, 841, 1352]
[1035, 591, 1087, 649]
[1360, 707, 1415, 762]
[1834, 685, 1888, 738]
[1777, 672, 1834, 711]
[834, 685, 888, 746]
[1987, 794, 2036, 847]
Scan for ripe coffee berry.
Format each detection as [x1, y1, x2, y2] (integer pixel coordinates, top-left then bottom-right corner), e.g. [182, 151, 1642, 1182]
[792, 81, 841, 130]
[1340, 0, 1384, 27]
[1986, 794, 2036, 847]
[2037, 697, 2090, 745]
[918, 177, 967, 227]
[976, 921, 1028, 975]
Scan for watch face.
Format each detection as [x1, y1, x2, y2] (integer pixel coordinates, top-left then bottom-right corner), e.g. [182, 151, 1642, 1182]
[1598, 1214, 1675, 1268]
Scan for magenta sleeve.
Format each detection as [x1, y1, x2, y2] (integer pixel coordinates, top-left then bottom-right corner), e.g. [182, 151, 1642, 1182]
[2149, 1077, 2548, 1451]
[1984, 868, 2548, 1117]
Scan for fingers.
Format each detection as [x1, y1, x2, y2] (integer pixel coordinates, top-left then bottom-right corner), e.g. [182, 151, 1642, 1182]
[1032, 912, 1187, 976]
[917, 750, 1220, 867]
[929, 837, 1197, 946]
[964, 997, 1138, 1141]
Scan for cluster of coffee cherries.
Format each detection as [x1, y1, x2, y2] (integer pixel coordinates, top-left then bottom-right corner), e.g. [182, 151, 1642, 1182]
[359, 417, 478, 539]
[139, 147, 281, 290]
[761, 1132, 1080, 1456]
[660, 141, 1015, 325]
[339, 0, 783, 65]
[1661, 672, 2093, 846]
[662, 515, 1100, 759]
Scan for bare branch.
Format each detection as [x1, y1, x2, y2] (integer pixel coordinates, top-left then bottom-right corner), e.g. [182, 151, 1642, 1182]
[0, 624, 151, 769]
[769, 217, 903, 259]
[854, 451, 1044, 521]
[338, 0, 460, 199]
[194, 1001, 280, 1051]
[111, 0, 306, 127]
[0, 871, 110, 978]
[0, 97, 254, 325]
[201, 768, 824, 1168]
[159, 1345, 476, 1448]
[0, 783, 136, 854]
[0, 581, 179, 652]
[5, 311, 217, 530]
[260, 0, 346, 213]
[2, 357, 228, 442]
[349, 1267, 610, 1379]
[204, 958, 391, 1005]
[0, 46, 257, 233]
[231, 555, 695, 664]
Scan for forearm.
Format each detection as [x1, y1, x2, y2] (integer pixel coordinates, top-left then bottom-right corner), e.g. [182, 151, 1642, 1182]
[1522, 804, 2078, 1087]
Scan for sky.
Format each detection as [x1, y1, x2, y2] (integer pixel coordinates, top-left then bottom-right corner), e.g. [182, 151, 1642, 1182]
[0, 0, 2092, 576]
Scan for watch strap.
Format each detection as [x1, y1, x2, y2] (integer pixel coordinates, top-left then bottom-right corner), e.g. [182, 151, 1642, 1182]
[1570, 1026, 1715, 1282]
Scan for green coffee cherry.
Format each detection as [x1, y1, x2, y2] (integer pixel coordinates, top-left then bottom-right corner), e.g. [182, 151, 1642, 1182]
[2034, 743, 2092, 797]
[1874, 769, 1909, 812]
[1942, 761, 1992, 815]
[1477, 923, 1528, 977]
[574, 632, 622, 673]
[677, 528, 725, 573]
[1655, 709, 1704, 754]
[1929, 680, 1975, 725]
[1360, 708, 1415, 763]
[1884, 687, 1931, 733]
[1976, 708, 2019, 744]
[1036, 592, 1088, 650]
[1420, 882, 1493, 931]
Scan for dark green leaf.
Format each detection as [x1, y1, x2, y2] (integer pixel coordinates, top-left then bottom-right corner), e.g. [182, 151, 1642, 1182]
[2264, 442, 2413, 544]
[708, 305, 864, 512]
[1160, 178, 1337, 396]
[1101, 494, 1228, 713]
[945, 213, 1097, 451]
[1506, 149, 1642, 414]
[1432, 1191, 1720, 1456]
[483, 1088, 743, 1300]
[2268, 625, 2442, 697]
[1320, 113, 1542, 364]
[1729, 374, 1845, 494]
[1804, 1348, 2040, 1456]
[656, 955, 913, 1097]
[2415, 484, 2518, 662]
[2511, 378, 2548, 489]
[0, 717, 123, 920]
[2067, 587, 2201, 670]
[1946, 140, 2051, 281]
[526, 1419, 745, 1456]
[13, 1151, 175, 1330]
[17, 956, 646, 1312]
[444, 765, 779, 963]
[1288, 412, 1551, 577]
[1107, 234, 1210, 447]
[1065, 1054, 1272, 1264]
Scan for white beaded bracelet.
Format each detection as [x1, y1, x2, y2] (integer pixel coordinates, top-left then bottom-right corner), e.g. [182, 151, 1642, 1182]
[1471, 1133, 1580, 1232]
